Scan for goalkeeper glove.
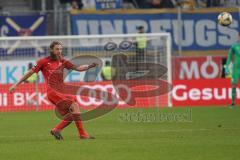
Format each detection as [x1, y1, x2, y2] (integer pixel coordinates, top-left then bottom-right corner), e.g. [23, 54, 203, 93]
[225, 67, 230, 75]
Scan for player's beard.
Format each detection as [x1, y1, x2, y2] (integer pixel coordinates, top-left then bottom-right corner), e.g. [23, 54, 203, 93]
[50, 52, 62, 60]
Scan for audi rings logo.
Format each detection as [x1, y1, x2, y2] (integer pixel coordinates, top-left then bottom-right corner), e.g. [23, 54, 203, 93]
[119, 41, 132, 51]
[104, 42, 117, 51]
[76, 84, 131, 106]
[104, 41, 132, 51]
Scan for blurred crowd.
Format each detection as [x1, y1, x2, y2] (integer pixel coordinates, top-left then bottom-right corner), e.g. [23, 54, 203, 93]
[129, 0, 240, 9]
[64, 0, 240, 10]
[0, 0, 239, 12]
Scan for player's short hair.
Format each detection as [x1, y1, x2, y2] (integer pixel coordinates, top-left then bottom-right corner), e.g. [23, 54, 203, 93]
[50, 41, 62, 50]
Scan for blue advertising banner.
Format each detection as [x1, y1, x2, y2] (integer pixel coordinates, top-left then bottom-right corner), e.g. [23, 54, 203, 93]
[71, 10, 240, 51]
[0, 15, 47, 56]
[0, 15, 46, 37]
[95, 0, 122, 10]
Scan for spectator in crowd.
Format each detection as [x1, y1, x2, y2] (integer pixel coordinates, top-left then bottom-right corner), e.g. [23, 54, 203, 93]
[101, 60, 116, 81]
[25, 62, 38, 106]
[67, 0, 81, 13]
[123, 0, 136, 8]
[64, 0, 83, 11]
[25, 62, 38, 83]
[134, 26, 147, 71]
[175, 0, 195, 9]
[206, 0, 220, 7]
[82, 0, 96, 9]
[135, 26, 147, 61]
[136, 0, 175, 9]
[222, 0, 240, 7]
[195, 0, 206, 8]
[136, 0, 156, 8]
[71, 0, 80, 10]
[151, 0, 175, 8]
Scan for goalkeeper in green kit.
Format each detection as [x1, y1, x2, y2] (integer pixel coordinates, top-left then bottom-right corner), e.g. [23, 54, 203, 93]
[225, 37, 240, 107]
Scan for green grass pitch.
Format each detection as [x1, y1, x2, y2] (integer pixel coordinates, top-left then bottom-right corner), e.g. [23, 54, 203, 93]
[0, 107, 240, 160]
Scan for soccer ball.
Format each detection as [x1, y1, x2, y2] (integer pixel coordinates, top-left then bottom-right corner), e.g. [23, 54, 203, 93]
[218, 12, 233, 26]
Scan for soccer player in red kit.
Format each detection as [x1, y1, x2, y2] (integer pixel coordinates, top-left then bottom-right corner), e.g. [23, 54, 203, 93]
[9, 41, 97, 140]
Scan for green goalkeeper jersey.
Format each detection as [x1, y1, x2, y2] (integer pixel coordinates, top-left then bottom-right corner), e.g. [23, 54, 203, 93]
[226, 43, 240, 74]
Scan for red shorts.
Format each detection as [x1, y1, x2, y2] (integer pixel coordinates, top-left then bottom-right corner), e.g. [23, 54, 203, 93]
[47, 90, 77, 116]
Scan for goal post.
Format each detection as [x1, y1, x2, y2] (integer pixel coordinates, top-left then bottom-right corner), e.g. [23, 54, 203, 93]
[0, 33, 172, 111]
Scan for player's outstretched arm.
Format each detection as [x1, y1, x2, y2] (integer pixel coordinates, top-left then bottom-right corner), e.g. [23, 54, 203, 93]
[73, 63, 97, 72]
[9, 69, 35, 93]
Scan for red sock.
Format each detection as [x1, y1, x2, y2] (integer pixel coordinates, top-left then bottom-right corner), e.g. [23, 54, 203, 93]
[72, 113, 88, 136]
[74, 121, 88, 136]
[54, 120, 72, 132]
[54, 114, 72, 132]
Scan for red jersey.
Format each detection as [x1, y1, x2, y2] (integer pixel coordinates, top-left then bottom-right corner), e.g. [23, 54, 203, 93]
[32, 56, 77, 111]
[32, 56, 75, 90]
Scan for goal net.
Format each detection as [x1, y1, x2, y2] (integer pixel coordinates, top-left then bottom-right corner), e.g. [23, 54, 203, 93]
[0, 33, 172, 111]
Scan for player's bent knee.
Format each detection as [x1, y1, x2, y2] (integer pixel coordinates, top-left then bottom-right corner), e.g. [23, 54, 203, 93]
[72, 112, 81, 121]
[69, 102, 80, 114]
